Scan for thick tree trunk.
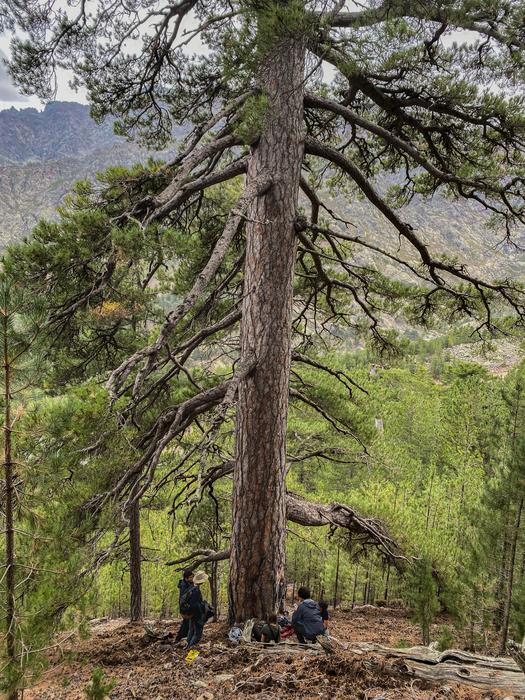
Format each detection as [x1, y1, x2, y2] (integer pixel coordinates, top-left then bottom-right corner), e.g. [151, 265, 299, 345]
[129, 499, 143, 622]
[210, 559, 219, 621]
[384, 563, 391, 602]
[228, 28, 305, 622]
[352, 564, 359, 609]
[495, 507, 511, 632]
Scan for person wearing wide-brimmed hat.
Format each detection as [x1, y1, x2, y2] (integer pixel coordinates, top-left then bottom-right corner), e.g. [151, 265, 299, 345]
[186, 570, 209, 649]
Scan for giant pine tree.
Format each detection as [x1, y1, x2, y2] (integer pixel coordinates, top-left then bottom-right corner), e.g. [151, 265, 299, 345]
[4, 0, 525, 621]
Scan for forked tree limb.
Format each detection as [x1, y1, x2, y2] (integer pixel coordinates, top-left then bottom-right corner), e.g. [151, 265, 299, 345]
[166, 491, 405, 568]
[144, 156, 248, 225]
[145, 132, 244, 224]
[166, 548, 230, 568]
[170, 91, 253, 169]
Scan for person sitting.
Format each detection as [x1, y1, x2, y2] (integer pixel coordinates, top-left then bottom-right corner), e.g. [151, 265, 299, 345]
[291, 586, 326, 644]
[186, 571, 209, 649]
[175, 568, 194, 643]
[261, 613, 281, 644]
[319, 600, 330, 630]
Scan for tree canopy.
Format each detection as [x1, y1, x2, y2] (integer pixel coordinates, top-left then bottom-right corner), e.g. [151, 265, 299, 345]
[3, 0, 525, 622]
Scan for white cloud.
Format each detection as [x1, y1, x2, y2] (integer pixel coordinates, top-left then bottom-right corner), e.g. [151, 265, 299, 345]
[0, 49, 29, 103]
[0, 34, 86, 111]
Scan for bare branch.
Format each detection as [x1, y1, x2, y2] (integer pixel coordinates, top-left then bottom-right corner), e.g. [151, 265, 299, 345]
[107, 175, 272, 402]
[166, 491, 405, 568]
[292, 350, 368, 396]
[305, 136, 525, 323]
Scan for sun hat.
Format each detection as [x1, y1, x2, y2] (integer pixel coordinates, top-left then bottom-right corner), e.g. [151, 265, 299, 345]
[193, 571, 209, 585]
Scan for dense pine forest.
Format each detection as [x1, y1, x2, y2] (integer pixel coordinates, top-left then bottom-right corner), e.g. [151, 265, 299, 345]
[1, 0, 525, 698]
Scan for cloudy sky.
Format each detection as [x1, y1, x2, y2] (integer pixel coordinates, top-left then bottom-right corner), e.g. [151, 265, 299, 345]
[0, 6, 476, 114]
[0, 31, 86, 111]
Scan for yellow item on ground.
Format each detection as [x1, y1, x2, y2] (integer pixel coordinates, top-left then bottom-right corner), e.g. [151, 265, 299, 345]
[185, 648, 200, 663]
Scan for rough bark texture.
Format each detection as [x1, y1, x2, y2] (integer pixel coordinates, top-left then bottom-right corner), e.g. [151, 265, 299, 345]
[229, 31, 306, 622]
[3, 308, 18, 700]
[350, 643, 525, 695]
[129, 499, 143, 622]
[508, 639, 525, 674]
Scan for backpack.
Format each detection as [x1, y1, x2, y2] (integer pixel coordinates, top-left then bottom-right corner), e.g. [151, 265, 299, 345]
[204, 601, 215, 621]
[179, 587, 193, 615]
[251, 621, 264, 642]
[228, 626, 242, 644]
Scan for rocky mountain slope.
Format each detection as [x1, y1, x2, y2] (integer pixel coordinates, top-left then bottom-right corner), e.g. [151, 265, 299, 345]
[0, 102, 118, 166]
[0, 102, 173, 246]
[0, 101, 524, 282]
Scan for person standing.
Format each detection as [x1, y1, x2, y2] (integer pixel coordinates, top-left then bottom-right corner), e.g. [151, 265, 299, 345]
[186, 571, 209, 649]
[175, 568, 194, 643]
[291, 587, 325, 643]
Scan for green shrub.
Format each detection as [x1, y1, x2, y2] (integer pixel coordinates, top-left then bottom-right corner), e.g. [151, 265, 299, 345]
[437, 626, 455, 651]
[84, 667, 116, 699]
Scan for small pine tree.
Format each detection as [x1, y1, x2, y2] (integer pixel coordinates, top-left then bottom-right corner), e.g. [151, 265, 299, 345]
[84, 667, 116, 700]
[406, 558, 440, 646]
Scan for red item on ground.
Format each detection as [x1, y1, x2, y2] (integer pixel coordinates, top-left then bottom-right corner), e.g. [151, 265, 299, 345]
[280, 624, 294, 639]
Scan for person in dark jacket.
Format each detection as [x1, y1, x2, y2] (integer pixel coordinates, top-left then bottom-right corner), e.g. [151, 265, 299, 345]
[319, 600, 330, 630]
[175, 568, 194, 643]
[261, 613, 281, 644]
[291, 586, 326, 643]
[186, 571, 209, 649]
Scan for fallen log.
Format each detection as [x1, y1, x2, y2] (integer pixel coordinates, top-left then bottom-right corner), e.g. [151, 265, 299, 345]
[508, 639, 525, 674]
[349, 642, 525, 695]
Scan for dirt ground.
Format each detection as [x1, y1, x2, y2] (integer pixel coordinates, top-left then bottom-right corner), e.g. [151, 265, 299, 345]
[23, 608, 515, 700]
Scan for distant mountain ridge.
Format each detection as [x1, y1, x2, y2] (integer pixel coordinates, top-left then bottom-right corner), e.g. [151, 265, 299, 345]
[0, 102, 118, 165]
[0, 101, 524, 281]
[0, 101, 175, 246]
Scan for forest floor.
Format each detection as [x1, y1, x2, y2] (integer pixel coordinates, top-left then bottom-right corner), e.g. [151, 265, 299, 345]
[24, 607, 516, 700]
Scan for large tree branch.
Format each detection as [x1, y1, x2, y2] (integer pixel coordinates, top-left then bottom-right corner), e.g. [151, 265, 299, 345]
[171, 91, 253, 169]
[158, 156, 248, 214]
[127, 307, 242, 413]
[304, 136, 525, 327]
[107, 175, 271, 402]
[329, 2, 524, 49]
[89, 379, 233, 514]
[304, 94, 524, 200]
[166, 491, 405, 568]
